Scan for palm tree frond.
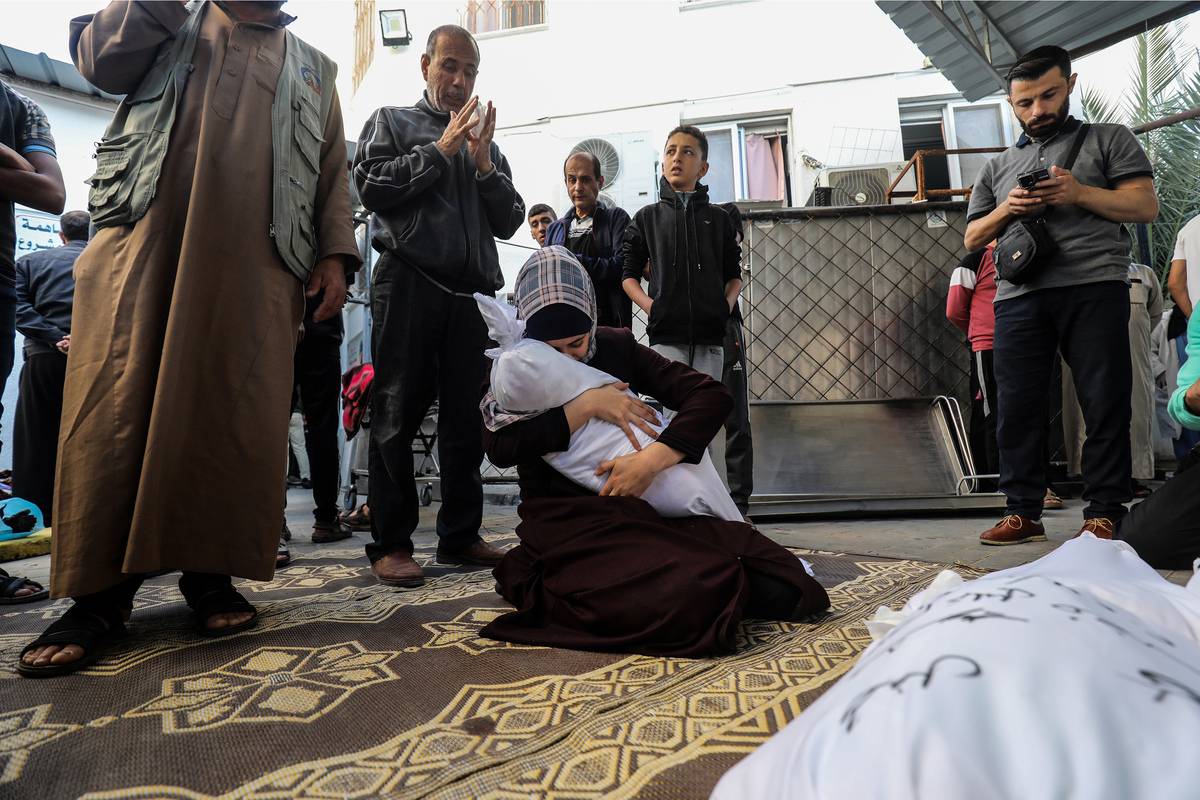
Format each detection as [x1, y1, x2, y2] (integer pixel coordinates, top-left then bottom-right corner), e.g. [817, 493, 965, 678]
[1080, 85, 1122, 124]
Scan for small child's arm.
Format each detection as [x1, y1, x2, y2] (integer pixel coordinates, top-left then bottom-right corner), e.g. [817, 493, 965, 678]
[946, 263, 976, 335]
[622, 216, 653, 314]
[724, 277, 742, 314]
[624, 278, 653, 315]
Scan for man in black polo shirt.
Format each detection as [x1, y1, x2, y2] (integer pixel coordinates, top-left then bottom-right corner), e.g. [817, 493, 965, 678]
[965, 46, 1158, 546]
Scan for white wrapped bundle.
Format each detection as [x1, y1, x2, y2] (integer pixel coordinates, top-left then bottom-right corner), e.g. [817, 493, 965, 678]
[712, 537, 1200, 800]
[477, 294, 742, 522]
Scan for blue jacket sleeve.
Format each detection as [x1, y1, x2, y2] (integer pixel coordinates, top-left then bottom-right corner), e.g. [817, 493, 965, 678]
[578, 207, 630, 287]
[1170, 312, 1200, 431]
[545, 219, 566, 248]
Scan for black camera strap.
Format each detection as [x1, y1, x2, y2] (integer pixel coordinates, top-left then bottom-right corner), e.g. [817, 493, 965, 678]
[1061, 123, 1091, 173]
[1039, 123, 1090, 221]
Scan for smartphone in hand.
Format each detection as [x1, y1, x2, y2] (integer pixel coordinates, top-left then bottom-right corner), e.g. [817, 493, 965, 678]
[1016, 167, 1051, 190]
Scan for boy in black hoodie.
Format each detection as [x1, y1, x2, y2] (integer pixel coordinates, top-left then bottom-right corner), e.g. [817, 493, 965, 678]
[622, 126, 743, 382]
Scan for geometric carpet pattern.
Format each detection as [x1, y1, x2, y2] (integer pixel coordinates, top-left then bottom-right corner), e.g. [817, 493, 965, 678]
[0, 521, 983, 799]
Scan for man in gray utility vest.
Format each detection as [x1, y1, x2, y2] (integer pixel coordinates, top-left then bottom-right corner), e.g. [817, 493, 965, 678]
[19, 0, 360, 678]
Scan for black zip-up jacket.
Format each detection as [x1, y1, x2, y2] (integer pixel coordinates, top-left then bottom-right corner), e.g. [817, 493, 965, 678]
[622, 177, 741, 346]
[16, 239, 82, 357]
[353, 93, 525, 293]
[546, 203, 632, 328]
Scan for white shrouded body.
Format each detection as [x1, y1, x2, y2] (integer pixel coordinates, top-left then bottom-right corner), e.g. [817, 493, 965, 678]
[712, 536, 1200, 800]
[477, 294, 742, 522]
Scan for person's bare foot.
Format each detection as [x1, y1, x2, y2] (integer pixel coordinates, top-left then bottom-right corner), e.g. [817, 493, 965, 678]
[21, 642, 86, 667]
[0, 569, 46, 600]
[203, 611, 255, 631]
[20, 607, 132, 668]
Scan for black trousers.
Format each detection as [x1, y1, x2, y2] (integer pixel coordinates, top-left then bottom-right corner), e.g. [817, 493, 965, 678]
[722, 315, 754, 512]
[294, 335, 342, 523]
[994, 281, 1131, 520]
[968, 349, 999, 475]
[366, 256, 487, 562]
[13, 350, 67, 525]
[1117, 455, 1200, 570]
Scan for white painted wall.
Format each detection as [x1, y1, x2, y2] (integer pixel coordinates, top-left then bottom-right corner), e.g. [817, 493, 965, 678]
[346, 0, 965, 290]
[346, 1, 932, 130]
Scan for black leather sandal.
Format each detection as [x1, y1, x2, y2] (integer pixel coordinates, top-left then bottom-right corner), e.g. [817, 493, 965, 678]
[17, 604, 126, 678]
[180, 575, 258, 637]
[0, 569, 47, 604]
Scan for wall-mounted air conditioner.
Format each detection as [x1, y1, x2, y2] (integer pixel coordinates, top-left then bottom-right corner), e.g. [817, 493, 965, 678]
[815, 162, 915, 207]
[565, 133, 657, 214]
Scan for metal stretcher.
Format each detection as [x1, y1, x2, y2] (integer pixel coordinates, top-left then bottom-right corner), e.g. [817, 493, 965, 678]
[343, 403, 439, 511]
[747, 397, 1005, 518]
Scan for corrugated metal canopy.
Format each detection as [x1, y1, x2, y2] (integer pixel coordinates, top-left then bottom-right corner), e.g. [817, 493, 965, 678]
[877, 1, 1200, 101]
[0, 43, 120, 102]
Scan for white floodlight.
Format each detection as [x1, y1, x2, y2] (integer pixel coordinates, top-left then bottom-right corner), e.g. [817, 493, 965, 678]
[379, 9, 411, 46]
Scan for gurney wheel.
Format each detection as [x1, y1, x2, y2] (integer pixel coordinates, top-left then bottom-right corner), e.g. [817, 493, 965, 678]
[420, 484, 434, 507]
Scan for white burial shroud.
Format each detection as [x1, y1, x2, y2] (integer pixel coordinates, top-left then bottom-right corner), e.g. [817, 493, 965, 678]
[476, 293, 742, 522]
[711, 536, 1200, 800]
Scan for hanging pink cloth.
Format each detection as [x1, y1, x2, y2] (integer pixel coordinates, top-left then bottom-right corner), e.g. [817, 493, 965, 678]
[770, 135, 786, 200]
[745, 133, 784, 201]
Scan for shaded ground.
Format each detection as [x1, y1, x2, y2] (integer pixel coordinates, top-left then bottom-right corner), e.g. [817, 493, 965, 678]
[10, 488, 1190, 592]
[0, 490, 985, 799]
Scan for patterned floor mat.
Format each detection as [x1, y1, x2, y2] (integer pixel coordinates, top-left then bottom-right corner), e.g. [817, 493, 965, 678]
[0, 525, 983, 799]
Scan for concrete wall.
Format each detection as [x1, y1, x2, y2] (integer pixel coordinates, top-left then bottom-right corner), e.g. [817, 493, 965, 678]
[346, 1, 966, 290]
[346, 1, 933, 129]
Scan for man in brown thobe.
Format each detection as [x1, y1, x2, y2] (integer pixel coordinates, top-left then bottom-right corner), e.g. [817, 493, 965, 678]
[20, 0, 359, 677]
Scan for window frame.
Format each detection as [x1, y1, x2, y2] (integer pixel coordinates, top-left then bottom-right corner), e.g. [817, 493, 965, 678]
[898, 96, 1015, 187]
[461, 0, 549, 38]
[945, 99, 1013, 187]
[693, 114, 792, 204]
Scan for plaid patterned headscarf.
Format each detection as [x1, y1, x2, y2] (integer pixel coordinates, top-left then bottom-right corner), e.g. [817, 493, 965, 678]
[514, 246, 598, 364]
[480, 247, 599, 432]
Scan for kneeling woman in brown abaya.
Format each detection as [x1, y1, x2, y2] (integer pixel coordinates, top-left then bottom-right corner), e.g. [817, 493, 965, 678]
[480, 247, 828, 657]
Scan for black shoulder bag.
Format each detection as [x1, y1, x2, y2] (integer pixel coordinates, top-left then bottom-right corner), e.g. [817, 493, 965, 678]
[994, 124, 1090, 284]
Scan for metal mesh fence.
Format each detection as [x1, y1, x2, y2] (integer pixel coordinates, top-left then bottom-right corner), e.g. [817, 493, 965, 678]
[741, 203, 971, 405]
[380, 200, 1074, 489]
